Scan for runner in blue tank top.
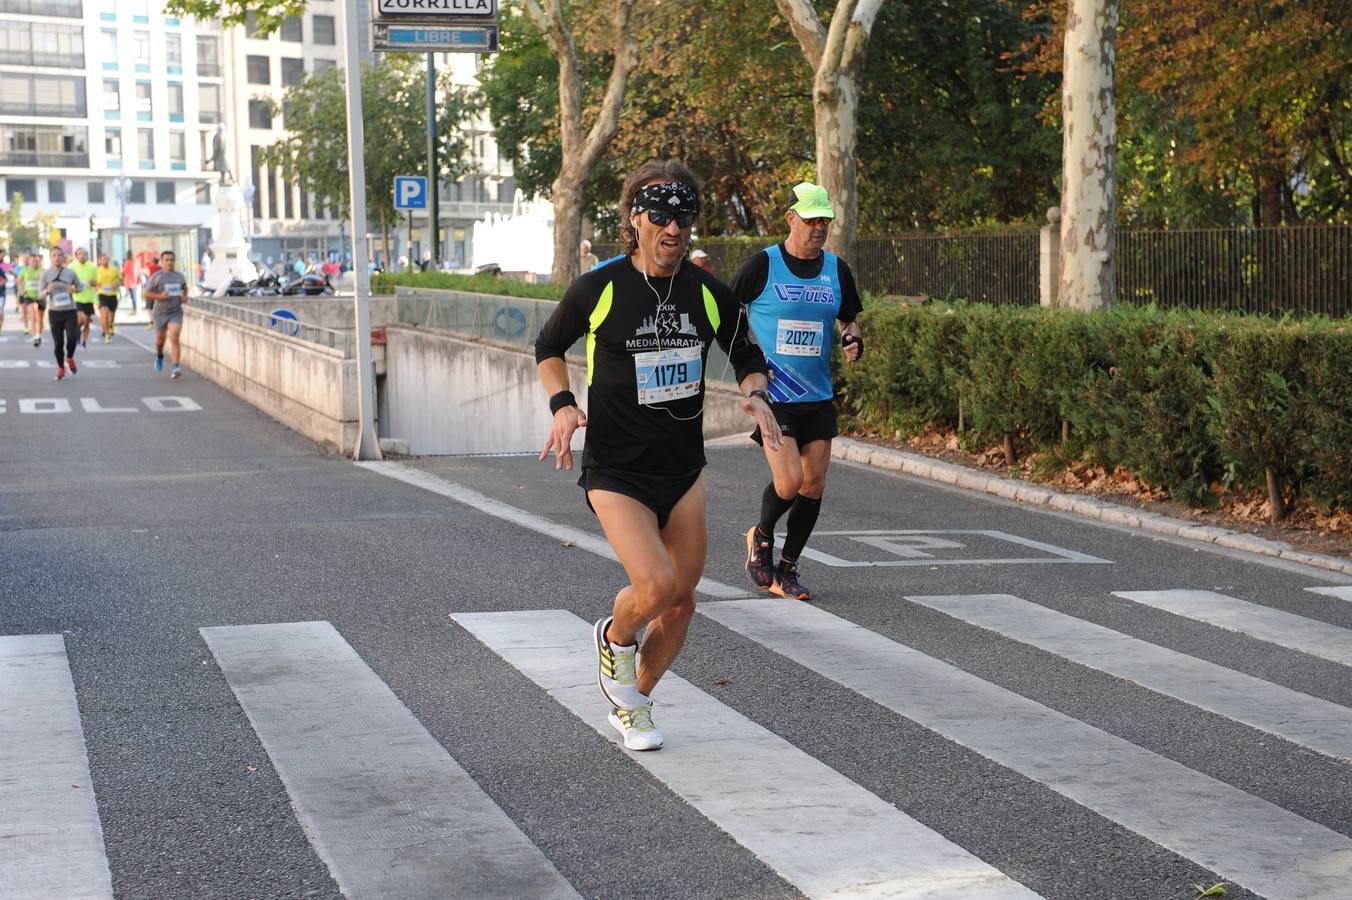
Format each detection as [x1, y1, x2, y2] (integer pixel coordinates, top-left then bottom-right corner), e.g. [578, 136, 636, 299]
[731, 182, 864, 600]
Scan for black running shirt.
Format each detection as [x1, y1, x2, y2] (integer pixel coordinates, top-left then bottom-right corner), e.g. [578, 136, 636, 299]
[535, 256, 768, 476]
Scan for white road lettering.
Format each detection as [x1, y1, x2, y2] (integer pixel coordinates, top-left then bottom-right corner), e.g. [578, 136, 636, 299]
[142, 396, 203, 412]
[80, 398, 138, 414]
[19, 398, 71, 414]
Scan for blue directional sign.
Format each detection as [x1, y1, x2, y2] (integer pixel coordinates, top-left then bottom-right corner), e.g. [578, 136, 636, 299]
[394, 176, 428, 211]
[373, 24, 498, 53]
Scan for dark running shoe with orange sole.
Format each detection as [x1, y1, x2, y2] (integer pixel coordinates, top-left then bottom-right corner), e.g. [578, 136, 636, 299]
[771, 559, 810, 601]
[745, 527, 775, 591]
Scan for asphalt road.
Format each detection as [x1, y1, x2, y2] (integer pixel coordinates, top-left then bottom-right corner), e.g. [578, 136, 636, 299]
[3, 313, 1352, 900]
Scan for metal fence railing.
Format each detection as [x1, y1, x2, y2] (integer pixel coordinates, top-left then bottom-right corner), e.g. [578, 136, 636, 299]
[192, 296, 355, 357]
[1117, 225, 1351, 317]
[604, 223, 1351, 315]
[393, 287, 740, 386]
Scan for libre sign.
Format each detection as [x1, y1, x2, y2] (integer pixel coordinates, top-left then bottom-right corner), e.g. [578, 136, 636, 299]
[375, 0, 497, 17]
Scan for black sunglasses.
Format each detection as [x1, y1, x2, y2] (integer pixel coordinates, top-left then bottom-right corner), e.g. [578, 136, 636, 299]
[643, 209, 697, 229]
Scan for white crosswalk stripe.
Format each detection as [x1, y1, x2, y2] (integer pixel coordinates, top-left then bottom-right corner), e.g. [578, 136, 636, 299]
[201, 621, 579, 900]
[906, 592, 1352, 761]
[1308, 585, 1352, 601]
[698, 599, 1352, 900]
[1115, 589, 1352, 667]
[16, 579, 1352, 900]
[0, 635, 113, 900]
[453, 608, 1042, 899]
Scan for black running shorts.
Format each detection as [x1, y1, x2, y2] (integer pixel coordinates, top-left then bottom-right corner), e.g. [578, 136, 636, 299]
[76, 301, 95, 316]
[98, 294, 119, 312]
[751, 399, 838, 447]
[579, 466, 703, 530]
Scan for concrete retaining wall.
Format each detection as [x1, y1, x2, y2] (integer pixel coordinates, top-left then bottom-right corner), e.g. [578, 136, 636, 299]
[182, 306, 360, 452]
[384, 326, 751, 456]
[218, 297, 398, 331]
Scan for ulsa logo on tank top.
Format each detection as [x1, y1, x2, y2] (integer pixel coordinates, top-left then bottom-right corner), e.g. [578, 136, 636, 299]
[774, 284, 835, 304]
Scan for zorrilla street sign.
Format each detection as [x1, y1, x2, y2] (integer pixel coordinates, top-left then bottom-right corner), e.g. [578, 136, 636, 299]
[375, 0, 497, 18]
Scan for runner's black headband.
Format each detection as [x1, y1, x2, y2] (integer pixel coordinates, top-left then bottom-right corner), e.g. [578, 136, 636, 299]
[631, 182, 699, 218]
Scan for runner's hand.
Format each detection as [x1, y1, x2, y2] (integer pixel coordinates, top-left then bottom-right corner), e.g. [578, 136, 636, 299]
[742, 396, 782, 451]
[541, 405, 587, 470]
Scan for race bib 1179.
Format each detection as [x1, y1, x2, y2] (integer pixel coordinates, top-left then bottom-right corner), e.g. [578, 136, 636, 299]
[634, 344, 702, 405]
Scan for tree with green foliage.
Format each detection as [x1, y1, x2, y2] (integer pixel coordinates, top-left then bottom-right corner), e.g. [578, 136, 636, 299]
[2, 194, 46, 254]
[259, 58, 477, 266]
[164, 0, 306, 32]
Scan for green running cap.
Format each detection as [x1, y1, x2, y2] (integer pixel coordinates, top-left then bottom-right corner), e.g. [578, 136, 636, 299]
[788, 182, 835, 219]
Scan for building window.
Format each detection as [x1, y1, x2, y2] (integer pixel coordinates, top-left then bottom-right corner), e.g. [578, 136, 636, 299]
[137, 127, 153, 166]
[89, 181, 106, 204]
[280, 16, 303, 42]
[312, 16, 336, 46]
[6, 179, 37, 202]
[132, 31, 150, 71]
[299, 178, 310, 219]
[167, 83, 184, 120]
[250, 146, 262, 217]
[134, 81, 151, 119]
[129, 179, 145, 204]
[169, 131, 185, 167]
[269, 168, 280, 218]
[248, 99, 272, 130]
[0, 73, 87, 117]
[48, 179, 66, 203]
[165, 34, 182, 72]
[0, 22, 86, 69]
[102, 79, 119, 112]
[1, 124, 89, 168]
[156, 181, 175, 204]
[313, 58, 336, 73]
[247, 55, 270, 85]
[104, 127, 121, 159]
[281, 57, 304, 87]
[245, 12, 264, 38]
[283, 177, 294, 219]
[198, 83, 222, 124]
[196, 35, 220, 77]
[101, 28, 117, 69]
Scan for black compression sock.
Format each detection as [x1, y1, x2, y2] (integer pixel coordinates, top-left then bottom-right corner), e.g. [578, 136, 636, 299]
[758, 483, 796, 539]
[781, 495, 822, 562]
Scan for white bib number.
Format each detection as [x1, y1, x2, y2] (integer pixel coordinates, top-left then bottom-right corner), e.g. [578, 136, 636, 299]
[775, 319, 824, 357]
[51, 289, 73, 310]
[634, 344, 702, 405]
[166, 282, 182, 297]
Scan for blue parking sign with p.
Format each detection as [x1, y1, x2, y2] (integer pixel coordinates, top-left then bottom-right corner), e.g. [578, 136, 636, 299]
[394, 176, 427, 211]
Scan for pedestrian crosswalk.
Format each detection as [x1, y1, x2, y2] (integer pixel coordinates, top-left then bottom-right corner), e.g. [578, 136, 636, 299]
[6, 584, 1352, 899]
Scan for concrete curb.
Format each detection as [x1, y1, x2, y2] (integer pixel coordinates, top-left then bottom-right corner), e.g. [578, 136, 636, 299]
[833, 437, 1352, 577]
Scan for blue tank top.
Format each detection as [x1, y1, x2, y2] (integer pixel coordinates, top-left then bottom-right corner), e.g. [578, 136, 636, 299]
[746, 245, 842, 403]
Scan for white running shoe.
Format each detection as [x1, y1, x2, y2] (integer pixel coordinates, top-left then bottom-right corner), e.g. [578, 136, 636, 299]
[608, 703, 664, 751]
[594, 617, 643, 710]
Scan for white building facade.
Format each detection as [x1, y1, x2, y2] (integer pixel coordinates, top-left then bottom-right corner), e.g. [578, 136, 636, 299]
[0, 0, 225, 263]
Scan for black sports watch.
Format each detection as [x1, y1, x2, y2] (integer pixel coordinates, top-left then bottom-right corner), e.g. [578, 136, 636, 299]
[748, 388, 772, 404]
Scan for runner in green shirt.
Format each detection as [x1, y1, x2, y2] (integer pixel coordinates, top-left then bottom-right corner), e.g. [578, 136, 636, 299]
[70, 247, 98, 350]
[21, 253, 44, 347]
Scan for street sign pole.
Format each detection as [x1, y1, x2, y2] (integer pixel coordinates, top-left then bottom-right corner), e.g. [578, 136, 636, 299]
[345, 0, 383, 462]
[426, 52, 440, 269]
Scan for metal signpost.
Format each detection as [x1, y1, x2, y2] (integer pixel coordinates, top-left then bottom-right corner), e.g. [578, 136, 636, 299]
[371, 1, 499, 270]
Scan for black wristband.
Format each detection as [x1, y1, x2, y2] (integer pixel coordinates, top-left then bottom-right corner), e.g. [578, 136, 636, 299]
[748, 388, 771, 404]
[842, 333, 864, 357]
[549, 390, 577, 415]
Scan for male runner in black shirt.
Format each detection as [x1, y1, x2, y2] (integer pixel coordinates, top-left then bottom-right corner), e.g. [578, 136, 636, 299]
[536, 160, 781, 751]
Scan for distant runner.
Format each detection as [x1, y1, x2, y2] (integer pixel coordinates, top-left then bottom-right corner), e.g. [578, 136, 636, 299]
[143, 250, 188, 378]
[21, 253, 44, 346]
[70, 247, 98, 349]
[40, 246, 85, 380]
[95, 253, 122, 343]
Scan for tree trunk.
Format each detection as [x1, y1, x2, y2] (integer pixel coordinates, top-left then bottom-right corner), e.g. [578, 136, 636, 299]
[775, 0, 884, 267]
[526, 0, 638, 287]
[551, 171, 586, 286]
[815, 71, 860, 264]
[1257, 166, 1284, 228]
[1266, 467, 1286, 524]
[1057, 0, 1119, 310]
[1003, 433, 1017, 467]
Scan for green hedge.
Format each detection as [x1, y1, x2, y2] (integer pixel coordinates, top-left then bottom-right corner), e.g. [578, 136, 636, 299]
[372, 271, 565, 301]
[840, 303, 1352, 511]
